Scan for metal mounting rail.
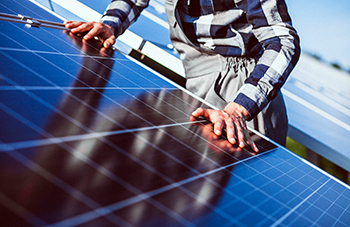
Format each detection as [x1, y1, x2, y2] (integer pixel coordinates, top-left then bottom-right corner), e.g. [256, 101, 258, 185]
[0, 12, 69, 31]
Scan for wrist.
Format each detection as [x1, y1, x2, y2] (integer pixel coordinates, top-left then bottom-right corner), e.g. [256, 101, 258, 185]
[104, 24, 115, 36]
[224, 101, 250, 119]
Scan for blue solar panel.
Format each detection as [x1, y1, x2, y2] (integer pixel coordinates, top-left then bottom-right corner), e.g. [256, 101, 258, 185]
[1, 0, 350, 226]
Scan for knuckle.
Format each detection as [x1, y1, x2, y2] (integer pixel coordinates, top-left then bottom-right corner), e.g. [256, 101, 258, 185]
[226, 118, 234, 124]
[95, 23, 104, 29]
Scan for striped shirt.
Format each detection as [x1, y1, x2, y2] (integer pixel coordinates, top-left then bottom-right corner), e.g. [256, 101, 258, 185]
[100, 0, 300, 119]
[100, 0, 149, 38]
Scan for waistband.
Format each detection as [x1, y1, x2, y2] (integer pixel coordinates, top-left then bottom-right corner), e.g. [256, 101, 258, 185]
[182, 47, 260, 79]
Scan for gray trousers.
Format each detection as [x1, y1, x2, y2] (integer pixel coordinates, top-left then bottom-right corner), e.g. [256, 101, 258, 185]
[186, 55, 288, 146]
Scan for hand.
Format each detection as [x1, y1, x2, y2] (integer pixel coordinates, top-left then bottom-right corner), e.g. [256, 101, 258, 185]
[191, 102, 259, 152]
[64, 21, 116, 49]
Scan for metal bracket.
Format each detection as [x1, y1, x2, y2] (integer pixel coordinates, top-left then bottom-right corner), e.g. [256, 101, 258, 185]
[0, 12, 69, 31]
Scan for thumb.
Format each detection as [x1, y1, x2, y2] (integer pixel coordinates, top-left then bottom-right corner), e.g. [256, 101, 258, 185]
[192, 108, 206, 117]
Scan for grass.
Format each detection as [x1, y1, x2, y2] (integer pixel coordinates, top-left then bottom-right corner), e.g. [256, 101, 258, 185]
[286, 137, 307, 158]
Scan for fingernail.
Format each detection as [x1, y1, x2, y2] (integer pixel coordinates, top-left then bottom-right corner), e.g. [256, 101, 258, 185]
[229, 138, 235, 144]
[239, 142, 244, 148]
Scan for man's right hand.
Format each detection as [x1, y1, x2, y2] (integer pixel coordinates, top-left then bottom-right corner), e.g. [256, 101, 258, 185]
[64, 21, 116, 49]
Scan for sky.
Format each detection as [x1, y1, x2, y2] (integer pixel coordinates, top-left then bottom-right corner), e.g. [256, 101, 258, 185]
[285, 0, 350, 71]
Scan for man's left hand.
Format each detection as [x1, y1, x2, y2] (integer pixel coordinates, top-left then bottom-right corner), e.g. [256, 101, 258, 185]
[191, 102, 259, 152]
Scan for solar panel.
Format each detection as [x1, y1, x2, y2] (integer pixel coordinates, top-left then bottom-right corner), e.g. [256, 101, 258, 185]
[1, 0, 350, 226]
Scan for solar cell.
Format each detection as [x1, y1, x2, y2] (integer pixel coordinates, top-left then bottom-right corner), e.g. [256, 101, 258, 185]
[1, 0, 350, 226]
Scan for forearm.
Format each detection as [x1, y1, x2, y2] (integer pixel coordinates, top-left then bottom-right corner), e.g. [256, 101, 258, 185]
[234, 33, 300, 119]
[234, 0, 301, 119]
[100, 0, 149, 37]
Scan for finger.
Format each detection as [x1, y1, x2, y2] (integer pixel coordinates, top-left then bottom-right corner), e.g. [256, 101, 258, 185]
[235, 122, 245, 148]
[101, 25, 115, 46]
[82, 23, 101, 40]
[63, 20, 73, 26]
[191, 107, 205, 117]
[213, 121, 223, 136]
[65, 21, 85, 30]
[190, 115, 198, 122]
[103, 36, 116, 48]
[225, 119, 236, 144]
[71, 22, 95, 37]
[251, 143, 259, 152]
[243, 129, 259, 152]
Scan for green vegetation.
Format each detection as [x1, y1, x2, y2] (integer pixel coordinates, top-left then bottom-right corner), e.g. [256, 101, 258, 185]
[331, 62, 341, 70]
[286, 137, 306, 158]
[286, 137, 349, 185]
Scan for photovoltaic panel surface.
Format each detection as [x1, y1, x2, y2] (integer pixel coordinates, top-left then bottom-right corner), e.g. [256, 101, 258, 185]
[1, 0, 350, 226]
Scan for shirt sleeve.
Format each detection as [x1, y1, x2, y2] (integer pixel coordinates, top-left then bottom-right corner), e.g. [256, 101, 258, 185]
[100, 0, 149, 37]
[232, 0, 300, 120]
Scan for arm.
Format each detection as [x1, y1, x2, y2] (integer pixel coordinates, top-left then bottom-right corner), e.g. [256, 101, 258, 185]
[233, 0, 301, 119]
[192, 0, 300, 150]
[100, 0, 149, 38]
[64, 0, 149, 48]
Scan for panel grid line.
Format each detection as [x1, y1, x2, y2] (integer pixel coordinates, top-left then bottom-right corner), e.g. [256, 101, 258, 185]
[270, 179, 331, 227]
[47, 150, 277, 227]
[5, 149, 135, 227]
[219, 153, 333, 227]
[0, 85, 166, 90]
[333, 200, 350, 227]
[0, 191, 48, 226]
[0, 46, 129, 60]
[310, 181, 346, 226]
[0, 121, 205, 152]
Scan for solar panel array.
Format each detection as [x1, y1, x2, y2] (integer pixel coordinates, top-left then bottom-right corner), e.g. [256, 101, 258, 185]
[1, 0, 350, 226]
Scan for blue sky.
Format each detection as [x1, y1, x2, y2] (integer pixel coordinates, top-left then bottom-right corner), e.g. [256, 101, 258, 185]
[286, 0, 350, 70]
